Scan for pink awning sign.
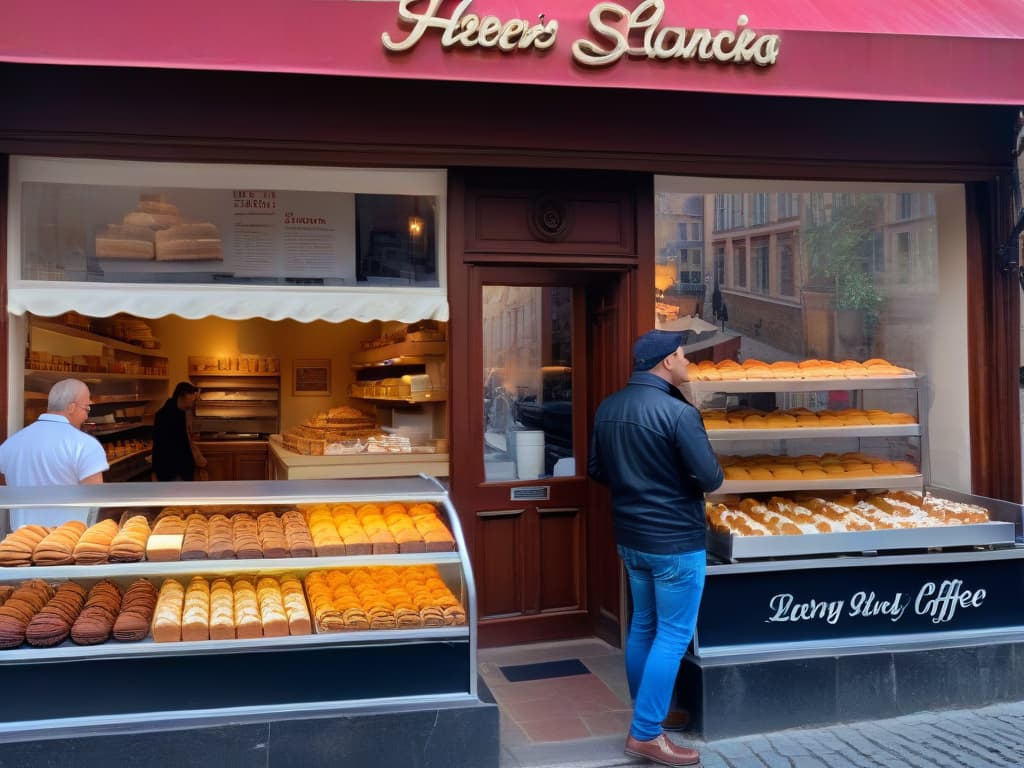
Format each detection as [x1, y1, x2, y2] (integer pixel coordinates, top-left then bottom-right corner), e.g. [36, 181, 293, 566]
[2, 0, 1023, 104]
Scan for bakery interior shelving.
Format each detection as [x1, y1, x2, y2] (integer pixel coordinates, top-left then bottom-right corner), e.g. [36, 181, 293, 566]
[24, 313, 169, 482]
[348, 325, 448, 446]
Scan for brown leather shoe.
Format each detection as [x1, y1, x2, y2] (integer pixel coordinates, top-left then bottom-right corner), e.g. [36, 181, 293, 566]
[661, 709, 690, 731]
[624, 733, 701, 767]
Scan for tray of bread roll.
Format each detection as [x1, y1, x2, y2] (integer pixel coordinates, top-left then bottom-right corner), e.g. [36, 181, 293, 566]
[0, 501, 458, 576]
[703, 407, 920, 441]
[716, 452, 923, 495]
[705, 490, 1014, 561]
[686, 358, 917, 394]
[0, 562, 469, 662]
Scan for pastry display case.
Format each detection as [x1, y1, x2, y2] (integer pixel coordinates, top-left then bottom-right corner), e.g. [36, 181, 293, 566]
[0, 477, 478, 736]
[679, 360, 1007, 561]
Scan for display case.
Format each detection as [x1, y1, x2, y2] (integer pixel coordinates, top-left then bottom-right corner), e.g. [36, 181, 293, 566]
[675, 367, 1024, 740]
[0, 477, 493, 767]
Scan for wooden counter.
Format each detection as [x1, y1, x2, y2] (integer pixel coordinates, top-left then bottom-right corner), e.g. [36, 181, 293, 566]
[196, 440, 269, 482]
[268, 437, 449, 480]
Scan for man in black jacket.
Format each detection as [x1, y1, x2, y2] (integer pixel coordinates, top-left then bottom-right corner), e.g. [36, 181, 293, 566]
[589, 330, 723, 768]
[152, 382, 206, 481]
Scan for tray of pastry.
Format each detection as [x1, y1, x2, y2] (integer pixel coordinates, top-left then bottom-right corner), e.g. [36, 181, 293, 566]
[0, 501, 457, 572]
[705, 490, 1015, 561]
[0, 566, 469, 663]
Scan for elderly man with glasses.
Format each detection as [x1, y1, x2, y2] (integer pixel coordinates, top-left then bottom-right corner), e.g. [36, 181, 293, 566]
[0, 378, 109, 529]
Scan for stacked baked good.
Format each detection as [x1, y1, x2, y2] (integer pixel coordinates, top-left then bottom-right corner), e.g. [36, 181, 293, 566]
[112, 579, 159, 642]
[25, 582, 87, 647]
[70, 580, 123, 645]
[232, 514, 263, 560]
[181, 514, 210, 560]
[208, 514, 235, 559]
[702, 407, 917, 430]
[95, 194, 223, 262]
[689, 358, 913, 382]
[109, 516, 151, 562]
[0, 580, 54, 648]
[146, 513, 186, 562]
[408, 504, 457, 552]
[32, 521, 87, 566]
[304, 565, 466, 633]
[0, 526, 50, 567]
[256, 513, 288, 559]
[300, 502, 454, 557]
[151, 575, 311, 643]
[282, 406, 380, 455]
[707, 491, 991, 537]
[719, 452, 918, 480]
[281, 510, 316, 557]
[72, 519, 120, 565]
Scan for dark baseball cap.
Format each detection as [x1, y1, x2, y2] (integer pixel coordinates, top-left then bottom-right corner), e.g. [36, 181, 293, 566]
[632, 330, 684, 372]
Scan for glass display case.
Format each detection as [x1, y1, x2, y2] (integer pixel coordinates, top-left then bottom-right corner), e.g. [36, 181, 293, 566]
[0, 477, 482, 750]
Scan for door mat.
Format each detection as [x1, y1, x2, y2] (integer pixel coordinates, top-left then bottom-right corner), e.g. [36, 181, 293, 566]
[499, 658, 590, 683]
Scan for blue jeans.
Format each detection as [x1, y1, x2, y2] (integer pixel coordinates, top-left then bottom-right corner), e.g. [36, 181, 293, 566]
[618, 545, 706, 741]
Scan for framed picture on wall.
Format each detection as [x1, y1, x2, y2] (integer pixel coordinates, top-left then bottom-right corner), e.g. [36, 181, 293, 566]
[293, 358, 331, 396]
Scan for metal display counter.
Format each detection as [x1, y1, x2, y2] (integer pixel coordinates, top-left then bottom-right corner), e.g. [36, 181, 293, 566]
[677, 371, 1024, 739]
[680, 488, 1024, 740]
[0, 477, 496, 768]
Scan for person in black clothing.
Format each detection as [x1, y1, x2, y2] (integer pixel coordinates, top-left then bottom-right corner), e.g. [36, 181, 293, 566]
[152, 382, 206, 481]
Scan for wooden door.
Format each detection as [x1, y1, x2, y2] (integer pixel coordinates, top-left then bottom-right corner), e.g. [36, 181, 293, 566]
[459, 266, 624, 646]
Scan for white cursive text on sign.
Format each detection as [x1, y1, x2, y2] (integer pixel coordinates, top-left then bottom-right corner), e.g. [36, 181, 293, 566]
[766, 580, 987, 627]
[382, 0, 559, 53]
[571, 0, 780, 68]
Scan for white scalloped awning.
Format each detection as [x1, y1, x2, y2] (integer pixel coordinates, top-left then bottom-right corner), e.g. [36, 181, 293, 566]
[7, 283, 449, 323]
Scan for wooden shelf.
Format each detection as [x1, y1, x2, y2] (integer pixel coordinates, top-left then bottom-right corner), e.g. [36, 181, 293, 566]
[351, 391, 447, 404]
[31, 320, 166, 358]
[351, 341, 446, 366]
[26, 370, 168, 381]
[106, 447, 152, 468]
[86, 419, 153, 438]
[27, 392, 160, 405]
[189, 371, 281, 378]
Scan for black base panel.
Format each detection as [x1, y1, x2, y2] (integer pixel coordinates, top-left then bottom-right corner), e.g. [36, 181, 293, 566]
[0, 641, 468, 722]
[0, 701, 499, 768]
[677, 641, 1024, 740]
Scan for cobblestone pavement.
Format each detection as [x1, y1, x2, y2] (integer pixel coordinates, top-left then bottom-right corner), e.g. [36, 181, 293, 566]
[501, 700, 1024, 768]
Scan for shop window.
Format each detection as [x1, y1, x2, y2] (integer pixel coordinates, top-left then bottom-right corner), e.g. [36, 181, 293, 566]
[714, 245, 726, 285]
[733, 243, 747, 288]
[751, 194, 769, 226]
[751, 239, 770, 295]
[653, 176, 964, 488]
[776, 193, 799, 220]
[778, 236, 795, 297]
[714, 194, 728, 232]
[10, 158, 447, 322]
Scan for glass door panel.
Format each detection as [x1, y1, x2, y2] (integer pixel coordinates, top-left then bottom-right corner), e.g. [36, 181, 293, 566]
[482, 285, 574, 483]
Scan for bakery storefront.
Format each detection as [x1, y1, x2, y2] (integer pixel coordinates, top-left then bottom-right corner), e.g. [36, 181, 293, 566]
[2, 0, 1024, 761]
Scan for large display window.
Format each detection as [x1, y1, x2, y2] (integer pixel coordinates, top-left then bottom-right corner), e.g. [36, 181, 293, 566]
[653, 177, 969, 492]
[7, 157, 448, 323]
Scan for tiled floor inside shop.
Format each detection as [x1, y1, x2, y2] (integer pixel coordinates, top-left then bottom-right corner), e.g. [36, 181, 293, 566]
[478, 638, 633, 746]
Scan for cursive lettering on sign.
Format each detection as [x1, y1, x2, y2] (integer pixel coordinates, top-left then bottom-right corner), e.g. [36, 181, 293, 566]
[571, 0, 780, 68]
[848, 590, 908, 622]
[382, 0, 559, 53]
[766, 593, 845, 626]
[914, 579, 986, 624]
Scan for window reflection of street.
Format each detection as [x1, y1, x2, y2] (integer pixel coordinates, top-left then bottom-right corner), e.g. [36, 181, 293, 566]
[482, 286, 575, 482]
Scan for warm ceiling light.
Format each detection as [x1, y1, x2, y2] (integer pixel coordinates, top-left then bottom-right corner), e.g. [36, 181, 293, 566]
[408, 216, 425, 238]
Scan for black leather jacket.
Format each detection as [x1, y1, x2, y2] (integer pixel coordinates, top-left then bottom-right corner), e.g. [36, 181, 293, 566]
[588, 372, 723, 554]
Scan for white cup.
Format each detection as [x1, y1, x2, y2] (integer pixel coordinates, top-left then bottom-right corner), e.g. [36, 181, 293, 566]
[515, 431, 545, 480]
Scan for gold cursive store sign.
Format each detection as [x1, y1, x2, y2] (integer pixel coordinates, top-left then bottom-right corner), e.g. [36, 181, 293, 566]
[382, 0, 781, 68]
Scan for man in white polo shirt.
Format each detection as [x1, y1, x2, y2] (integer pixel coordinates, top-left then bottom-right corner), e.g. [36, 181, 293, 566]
[0, 378, 109, 529]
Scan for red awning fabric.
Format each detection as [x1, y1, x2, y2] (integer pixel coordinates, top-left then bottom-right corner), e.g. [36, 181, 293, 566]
[1, 0, 1023, 105]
